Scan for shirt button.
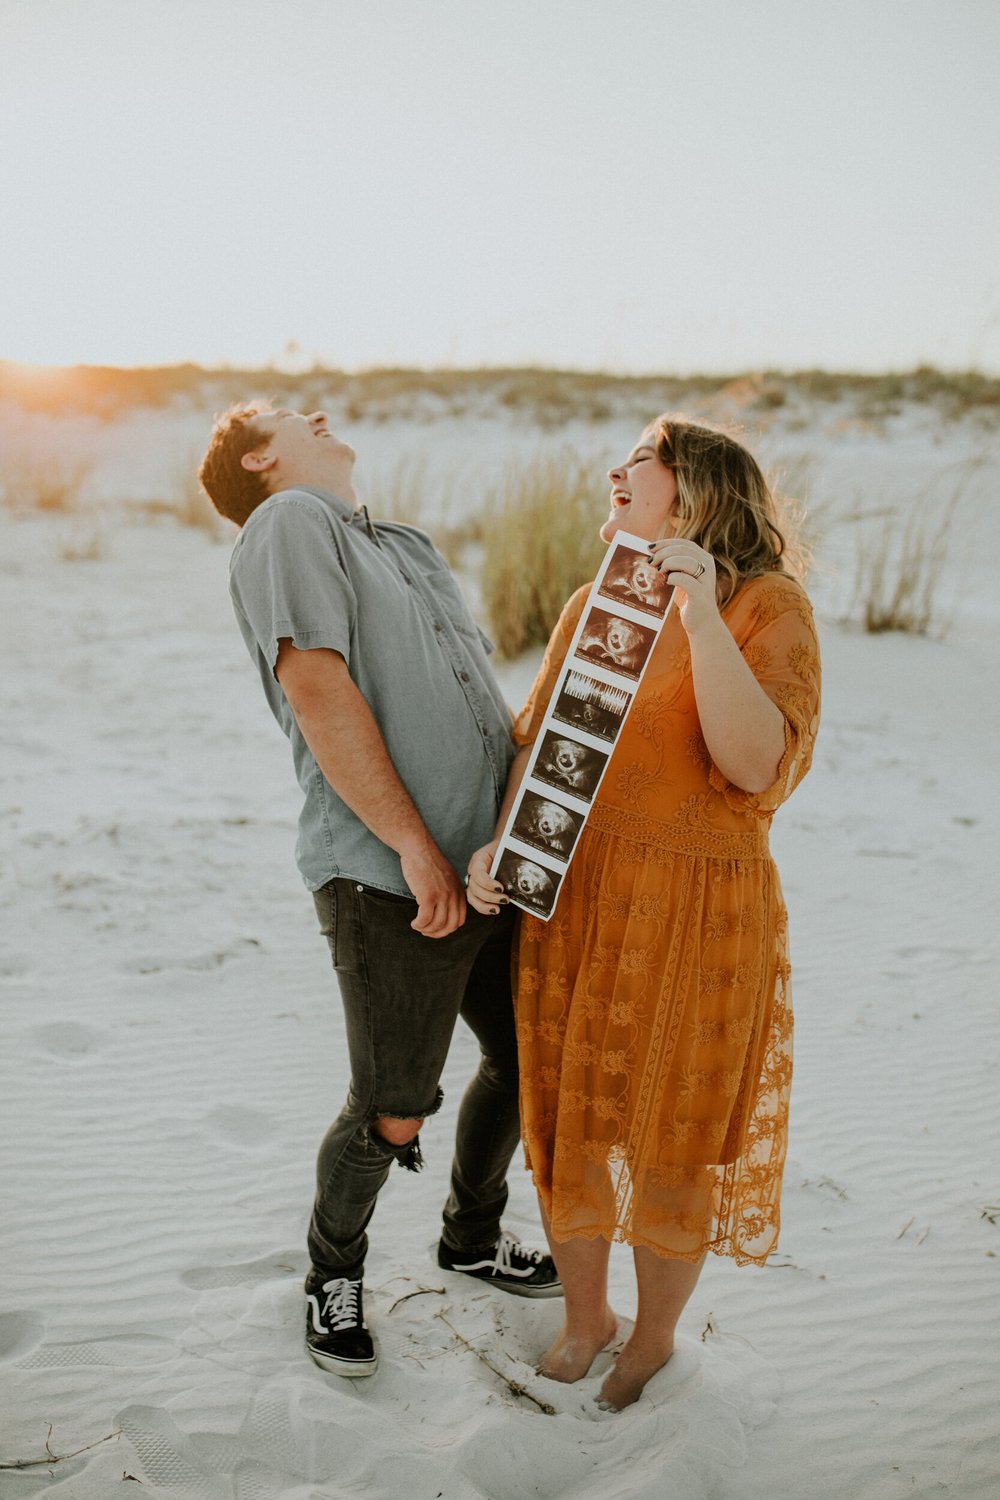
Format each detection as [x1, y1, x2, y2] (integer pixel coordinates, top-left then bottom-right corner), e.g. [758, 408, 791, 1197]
[433, 622, 441, 633]
[459, 671, 470, 683]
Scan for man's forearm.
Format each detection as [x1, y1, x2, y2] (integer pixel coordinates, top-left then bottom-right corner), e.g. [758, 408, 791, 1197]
[276, 643, 437, 860]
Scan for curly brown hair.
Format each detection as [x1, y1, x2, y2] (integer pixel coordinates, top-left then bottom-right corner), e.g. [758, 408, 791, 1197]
[198, 400, 276, 527]
[649, 416, 803, 599]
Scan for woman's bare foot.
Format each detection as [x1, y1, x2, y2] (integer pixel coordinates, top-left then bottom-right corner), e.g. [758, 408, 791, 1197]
[536, 1308, 618, 1383]
[596, 1337, 673, 1410]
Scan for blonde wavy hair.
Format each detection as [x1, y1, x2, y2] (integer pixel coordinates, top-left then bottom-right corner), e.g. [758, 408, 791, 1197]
[649, 415, 804, 600]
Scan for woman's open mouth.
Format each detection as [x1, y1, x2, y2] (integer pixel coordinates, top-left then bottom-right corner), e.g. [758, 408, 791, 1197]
[611, 489, 631, 509]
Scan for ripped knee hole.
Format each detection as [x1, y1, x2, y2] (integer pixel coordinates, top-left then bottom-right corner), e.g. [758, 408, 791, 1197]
[372, 1115, 424, 1146]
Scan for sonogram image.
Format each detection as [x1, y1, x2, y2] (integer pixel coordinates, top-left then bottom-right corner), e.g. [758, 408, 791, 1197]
[598, 546, 673, 617]
[493, 849, 559, 918]
[532, 730, 608, 802]
[552, 671, 631, 744]
[510, 791, 585, 861]
[573, 607, 657, 680]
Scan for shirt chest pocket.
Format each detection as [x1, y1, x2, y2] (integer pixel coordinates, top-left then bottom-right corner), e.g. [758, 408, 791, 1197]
[418, 566, 487, 646]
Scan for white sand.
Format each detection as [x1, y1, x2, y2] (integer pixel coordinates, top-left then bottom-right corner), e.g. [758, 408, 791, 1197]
[1, 394, 999, 1497]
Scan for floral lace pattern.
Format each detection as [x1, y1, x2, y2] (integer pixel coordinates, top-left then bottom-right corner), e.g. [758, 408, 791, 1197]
[511, 573, 821, 1266]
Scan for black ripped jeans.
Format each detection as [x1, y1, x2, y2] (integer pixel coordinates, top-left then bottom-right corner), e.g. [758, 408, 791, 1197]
[308, 879, 521, 1282]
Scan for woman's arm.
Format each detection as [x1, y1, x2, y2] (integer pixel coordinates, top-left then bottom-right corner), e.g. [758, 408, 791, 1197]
[466, 744, 533, 913]
[686, 614, 786, 792]
[649, 538, 786, 794]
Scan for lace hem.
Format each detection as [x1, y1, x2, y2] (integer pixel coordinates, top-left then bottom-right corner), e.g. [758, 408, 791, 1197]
[587, 799, 771, 859]
[526, 1148, 785, 1269]
[537, 1217, 780, 1268]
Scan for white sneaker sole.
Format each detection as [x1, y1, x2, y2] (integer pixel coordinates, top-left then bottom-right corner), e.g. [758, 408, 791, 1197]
[487, 1279, 564, 1300]
[440, 1267, 564, 1299]
[307, 1344, 379, 1377]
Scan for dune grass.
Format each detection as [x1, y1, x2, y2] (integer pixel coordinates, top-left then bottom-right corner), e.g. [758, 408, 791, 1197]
[361, 448, 608, 649]
[0, 453, 91, 512]
[362, 455, 485, 567]
[5, 360, 997, 424]
[848, 458, 984, 635]
[169, 453, 226, 536]
[59, 522, 107, 562]
[480, 449, 608, 658]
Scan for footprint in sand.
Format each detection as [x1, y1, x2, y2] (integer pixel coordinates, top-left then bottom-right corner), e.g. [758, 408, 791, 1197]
[180, 1251, 302, 1291]
[28, 1020, 106, 1056]
[16, 1332, 176, 1370]
[117, 1393, 374, 1497]
[0, 1309, 45, 1363]
[203, 1103, 277, 1148]
[125, 938, 263, 975]
[115, 1405, 224, 1499]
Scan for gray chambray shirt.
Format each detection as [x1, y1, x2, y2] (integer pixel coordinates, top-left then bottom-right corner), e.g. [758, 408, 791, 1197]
[229, 485, 515, 895]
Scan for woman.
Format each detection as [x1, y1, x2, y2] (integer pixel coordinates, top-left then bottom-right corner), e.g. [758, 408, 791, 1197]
[467, 416, 821, 1411]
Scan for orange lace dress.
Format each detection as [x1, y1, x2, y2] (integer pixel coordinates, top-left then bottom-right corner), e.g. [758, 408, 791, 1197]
[512, 572, 821, 1265]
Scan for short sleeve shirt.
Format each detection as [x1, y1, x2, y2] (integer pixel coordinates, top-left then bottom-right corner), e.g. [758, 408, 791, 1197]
[229, 486, 515, 893]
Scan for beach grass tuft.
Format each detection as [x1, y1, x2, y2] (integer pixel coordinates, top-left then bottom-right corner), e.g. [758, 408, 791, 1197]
[170, 455, 226, 536]
[0, 453, 91, 512]
[480, 449, 608, 658]
[852, 496, 956, 636]
[59, 523, 108, 562]
[850, 456, 985, 635]
[363, 455, 485, 567]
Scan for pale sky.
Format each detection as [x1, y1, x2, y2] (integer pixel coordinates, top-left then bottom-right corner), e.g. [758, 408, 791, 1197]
[1, 0, 998, 373]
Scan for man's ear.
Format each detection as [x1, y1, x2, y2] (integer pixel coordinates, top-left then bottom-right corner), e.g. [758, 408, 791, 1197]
[241, 447, 276, 474]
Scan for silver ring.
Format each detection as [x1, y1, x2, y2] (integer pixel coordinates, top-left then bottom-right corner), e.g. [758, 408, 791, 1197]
[693, 562, 706, 578]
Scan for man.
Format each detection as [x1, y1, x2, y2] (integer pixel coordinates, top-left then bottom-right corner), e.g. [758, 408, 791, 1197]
[198, 402, 560, 1379]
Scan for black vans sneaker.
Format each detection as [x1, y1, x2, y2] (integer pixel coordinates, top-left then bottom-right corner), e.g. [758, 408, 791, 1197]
[305, 1272, 378, 1377]
[437, 1231, 562, 1298]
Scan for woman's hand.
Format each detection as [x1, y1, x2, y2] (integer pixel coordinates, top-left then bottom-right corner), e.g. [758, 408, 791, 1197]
[466, 840, 506, 916]
[647, 538, 720, 636]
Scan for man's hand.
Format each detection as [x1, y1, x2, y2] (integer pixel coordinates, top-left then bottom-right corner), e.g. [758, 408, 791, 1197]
[401, 842, 467, 937]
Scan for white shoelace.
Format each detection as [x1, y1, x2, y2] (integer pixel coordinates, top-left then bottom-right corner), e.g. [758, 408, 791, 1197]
[493, 1231, 544, 1276]
[320, 1278, 363, 1332]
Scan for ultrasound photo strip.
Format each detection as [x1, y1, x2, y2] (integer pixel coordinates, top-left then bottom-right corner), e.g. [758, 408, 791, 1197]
[490, 531, 675, 921]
